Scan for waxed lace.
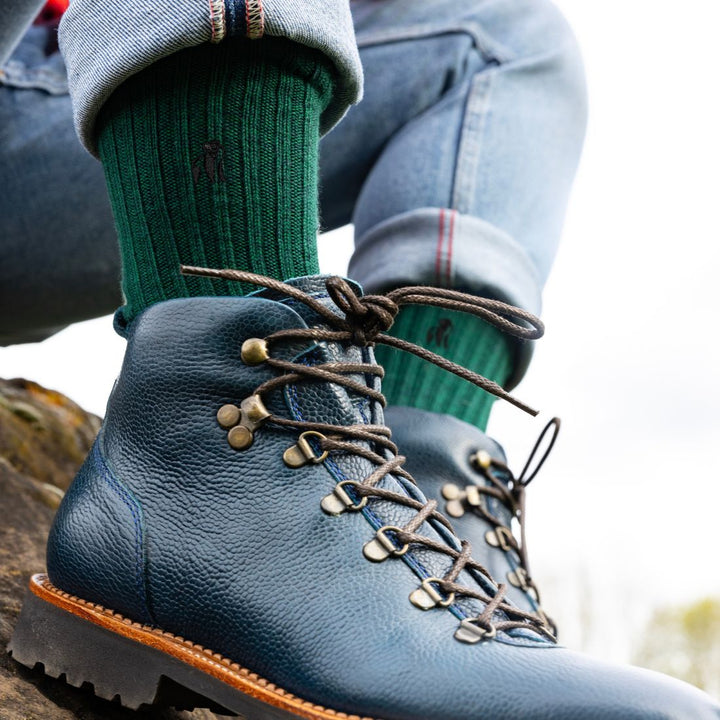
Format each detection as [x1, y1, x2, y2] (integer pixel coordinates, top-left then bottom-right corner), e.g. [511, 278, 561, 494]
[181, 266, 555, 641]
[465, 419, 561, 634]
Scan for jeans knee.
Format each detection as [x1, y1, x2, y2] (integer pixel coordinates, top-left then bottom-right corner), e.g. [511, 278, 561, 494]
[508, 0, 584, 83]
[466, 0, 587, 127]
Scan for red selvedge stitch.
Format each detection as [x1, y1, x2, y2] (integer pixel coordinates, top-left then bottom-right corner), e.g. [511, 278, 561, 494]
[208, 0, 226, 43]
[435, 209, 446, 287]
[208, 0, 217, 42]
[445, 209, 456, 287]
[246, 0, 265, 39]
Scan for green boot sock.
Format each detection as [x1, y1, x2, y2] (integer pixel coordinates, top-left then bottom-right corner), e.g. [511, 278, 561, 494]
[376, 304, 514, 432]
[96, 38, 335, 322]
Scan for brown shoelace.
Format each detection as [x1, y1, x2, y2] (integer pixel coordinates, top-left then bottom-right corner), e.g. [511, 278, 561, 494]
[458, 419, 561, 634]
[181, 266, 555, 642]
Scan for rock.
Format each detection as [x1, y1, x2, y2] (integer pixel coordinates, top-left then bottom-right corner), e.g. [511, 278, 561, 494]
[0, 378, 101, 493]
[0, 378, 216, 719]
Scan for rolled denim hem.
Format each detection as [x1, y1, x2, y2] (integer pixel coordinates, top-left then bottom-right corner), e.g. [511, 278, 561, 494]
[59, 0, 362, 156]
[348, 208, 541, 388]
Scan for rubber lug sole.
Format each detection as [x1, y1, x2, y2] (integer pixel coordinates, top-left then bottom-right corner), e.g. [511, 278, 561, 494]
[8, 575, 377, 720]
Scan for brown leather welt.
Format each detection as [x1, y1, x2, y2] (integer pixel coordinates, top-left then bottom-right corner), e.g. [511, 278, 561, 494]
[29, 575, 379, 720]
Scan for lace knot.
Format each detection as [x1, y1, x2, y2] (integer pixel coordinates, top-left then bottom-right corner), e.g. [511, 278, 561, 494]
[325, 277, 398, 345]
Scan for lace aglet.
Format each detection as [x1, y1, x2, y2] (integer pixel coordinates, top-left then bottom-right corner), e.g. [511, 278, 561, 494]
[180, 264, 221, 279]
[506, 396, 539, 417]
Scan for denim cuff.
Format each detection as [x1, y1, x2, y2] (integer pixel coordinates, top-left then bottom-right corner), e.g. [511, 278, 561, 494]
[348, 208, 542, 389]
[59, 0, 363, 156]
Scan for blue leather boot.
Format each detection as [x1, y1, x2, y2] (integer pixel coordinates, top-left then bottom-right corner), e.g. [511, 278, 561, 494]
[9, 270, 720, 719]
[384, 407, 559, 632]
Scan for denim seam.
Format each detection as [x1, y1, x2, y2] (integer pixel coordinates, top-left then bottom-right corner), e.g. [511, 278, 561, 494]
[209, 0, 226, 43]
[451, 71, 494, 215]
[246, 0, 265, 39]
[0, 62, 68, 93]
[356, 21, 515, 64]
[90, 443, 151, 623]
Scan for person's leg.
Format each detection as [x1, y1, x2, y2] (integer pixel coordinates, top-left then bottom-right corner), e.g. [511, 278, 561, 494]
[322, 0, 587, 430]
[317, 0, 587, 624]
[59, 0, 362, 323]
[96, 37, 335, 320]
[9, 3, 720, 718]
[0, 20, 120, 346]
[0, 0, 45, 65]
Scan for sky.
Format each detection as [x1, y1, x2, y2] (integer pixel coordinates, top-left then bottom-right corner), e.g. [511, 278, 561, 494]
[2, 0, 719, 666]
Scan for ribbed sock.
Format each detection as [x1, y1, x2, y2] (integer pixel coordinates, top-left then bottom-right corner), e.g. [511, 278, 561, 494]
[375, 305, 514, 432]
[96, 38, 335, 322]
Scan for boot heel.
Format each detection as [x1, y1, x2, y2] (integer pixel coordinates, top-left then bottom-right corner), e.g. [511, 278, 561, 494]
[8, 582, 165, 710]
[9, 575, 346, 719]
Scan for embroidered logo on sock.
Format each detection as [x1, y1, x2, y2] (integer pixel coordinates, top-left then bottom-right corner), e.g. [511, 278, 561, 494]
[192, 140, 226, 185]
[427, 318, 453, 350]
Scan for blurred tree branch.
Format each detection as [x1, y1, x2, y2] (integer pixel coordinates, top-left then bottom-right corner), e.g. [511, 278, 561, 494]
[633, 597, 720, 698]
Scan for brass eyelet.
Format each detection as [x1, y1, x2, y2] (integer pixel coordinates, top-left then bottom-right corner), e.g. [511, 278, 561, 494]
[362, 525, 409, 563]
[283, 431, 329, 468]
[441, 483, 465, 518]
[217, 404, 241, 429]
[507, 567, 531, 590]
[454, 618, 497, 644]
[409, 577, 456, 610]
[241, 338, 269, 365]
[440, 483, 482, 518]
[321, 480, 367, 516]
[485, 526, 514, 552]
[470, 449, 493, 470]
[217, 394, 270, 451]
[227, 425, 253, 450]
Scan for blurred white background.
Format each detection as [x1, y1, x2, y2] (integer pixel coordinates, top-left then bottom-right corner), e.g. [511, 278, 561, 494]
[2, 0, 719, 666]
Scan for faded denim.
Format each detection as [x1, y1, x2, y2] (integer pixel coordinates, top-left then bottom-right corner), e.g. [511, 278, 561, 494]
[1, 0, 587, 378]
[0, 0, 44, 65]
[0, 26, 120, 346]
[58, 0, 363, 154]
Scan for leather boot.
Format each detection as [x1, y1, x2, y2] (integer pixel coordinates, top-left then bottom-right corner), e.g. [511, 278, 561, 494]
[10, 270, 720, 719]
[385, 406, 558, 632]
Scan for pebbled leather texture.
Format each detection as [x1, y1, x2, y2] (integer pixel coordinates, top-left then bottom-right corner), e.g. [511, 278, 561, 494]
[47, 441, 153, 626]
[47, 284, 720, 720]
[384, 406, 540, 616]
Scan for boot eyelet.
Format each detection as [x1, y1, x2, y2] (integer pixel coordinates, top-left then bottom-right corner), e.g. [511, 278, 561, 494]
[409, 577, 455, 610]
[218, 394, 270, 451]
[362, 525, 408, 563]
[441, 483, 466, 518]
[217, 404, 241, 429]
[507, 567, 531, 590]
[485, 527, 514, 552]
[321, 480, 367, 515]
[454, 618, 496, 644]
[441, 483, 482, 517]
[283, 431, 329, 468]
[241, 338, 269, 365]
[470, 449, 492, 470]
[228, 425, 253, 450]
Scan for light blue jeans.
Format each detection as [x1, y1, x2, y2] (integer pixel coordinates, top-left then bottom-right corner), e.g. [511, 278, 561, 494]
[0, 0, 44, 65]
[0, 0, 587, 382]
